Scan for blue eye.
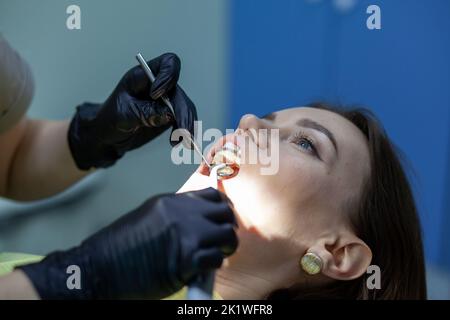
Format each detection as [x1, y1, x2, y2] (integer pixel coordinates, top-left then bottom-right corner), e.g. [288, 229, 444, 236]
[298, 138, 314, 151]
[291, 132, 319, 158]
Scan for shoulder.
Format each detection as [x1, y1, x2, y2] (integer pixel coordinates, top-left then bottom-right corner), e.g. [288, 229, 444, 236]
[0, 34, 34, 134]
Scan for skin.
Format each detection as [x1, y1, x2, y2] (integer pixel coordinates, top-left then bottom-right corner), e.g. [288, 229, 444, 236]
[0, 118, 90, 201]
[0, 117, 89, 299]
[0, 270, 38, 300]
[179, 107, 373, 299]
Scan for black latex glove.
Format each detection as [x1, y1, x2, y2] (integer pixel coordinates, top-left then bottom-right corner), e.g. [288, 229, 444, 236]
[19, 188, 237, 300]
[68, 53, 197, 170]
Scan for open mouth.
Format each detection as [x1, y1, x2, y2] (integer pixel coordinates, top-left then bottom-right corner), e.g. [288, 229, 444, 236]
[211, 142, 241, 179]
[199, 134, 242, 178]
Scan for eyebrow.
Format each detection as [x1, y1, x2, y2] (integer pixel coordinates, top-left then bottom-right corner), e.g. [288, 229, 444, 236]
[296, 118, 338, 155]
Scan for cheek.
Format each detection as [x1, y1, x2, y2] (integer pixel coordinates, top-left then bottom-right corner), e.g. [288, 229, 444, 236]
[222, 145, 326, 236]
[271, 145, 326, 210]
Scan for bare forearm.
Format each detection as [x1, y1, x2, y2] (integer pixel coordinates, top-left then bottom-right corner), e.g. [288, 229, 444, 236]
[0, 270, 40, 299]
[3, 119, 91, 201]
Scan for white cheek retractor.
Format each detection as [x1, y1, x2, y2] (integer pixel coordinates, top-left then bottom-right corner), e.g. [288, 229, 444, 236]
[189, 148, 240, 300]
[209, 163, 227, 189]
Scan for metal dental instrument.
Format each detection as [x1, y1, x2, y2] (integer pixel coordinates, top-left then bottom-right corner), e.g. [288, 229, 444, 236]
[136, 53, 211, 168]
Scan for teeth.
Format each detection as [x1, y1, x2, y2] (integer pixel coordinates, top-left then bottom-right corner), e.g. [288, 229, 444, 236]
[212, 143, 241, 166]
[223, 142, 240, 154]
[210, 141, 241, 179]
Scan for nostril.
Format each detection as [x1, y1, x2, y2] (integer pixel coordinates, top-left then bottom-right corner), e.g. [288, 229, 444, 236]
[238, 113, 259, 130]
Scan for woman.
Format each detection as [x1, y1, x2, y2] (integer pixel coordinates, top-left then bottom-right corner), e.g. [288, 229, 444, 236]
[179, 102, 426, 299]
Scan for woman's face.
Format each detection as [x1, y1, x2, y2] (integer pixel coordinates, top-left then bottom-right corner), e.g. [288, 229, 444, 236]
[180, 107, 371, 289]
[205, 107, 369, 239]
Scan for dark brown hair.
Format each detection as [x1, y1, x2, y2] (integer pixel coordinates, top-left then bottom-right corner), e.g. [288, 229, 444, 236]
[268, 102, 427, 300]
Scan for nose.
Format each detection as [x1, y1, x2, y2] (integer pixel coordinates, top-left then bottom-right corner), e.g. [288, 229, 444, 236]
[238, 114, 276, 150]
[238, 114, 271, 131]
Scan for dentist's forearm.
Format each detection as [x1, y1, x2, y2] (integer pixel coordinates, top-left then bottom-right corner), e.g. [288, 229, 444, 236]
[0, 118, 91, 201]
[0, 270, 40, 300]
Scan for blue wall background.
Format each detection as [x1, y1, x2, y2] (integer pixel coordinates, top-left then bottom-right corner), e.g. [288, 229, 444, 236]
[229, 0, 450, 272]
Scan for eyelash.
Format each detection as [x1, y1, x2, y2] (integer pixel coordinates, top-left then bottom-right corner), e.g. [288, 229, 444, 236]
[290, 132, 320, 158]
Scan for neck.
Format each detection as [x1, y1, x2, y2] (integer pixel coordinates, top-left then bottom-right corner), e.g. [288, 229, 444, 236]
[215, 261, 275, 300]
[214, 223, 302, 299]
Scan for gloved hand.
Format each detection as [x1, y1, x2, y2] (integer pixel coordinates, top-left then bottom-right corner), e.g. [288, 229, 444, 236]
[68, 53, 197, 170]
[19, 188, 237, 300]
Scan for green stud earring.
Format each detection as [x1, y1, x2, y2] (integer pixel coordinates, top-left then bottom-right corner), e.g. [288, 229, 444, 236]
[300, 252, 323, 275]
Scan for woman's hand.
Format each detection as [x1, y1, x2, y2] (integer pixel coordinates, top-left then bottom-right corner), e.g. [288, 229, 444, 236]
[18, 188, 237, 299]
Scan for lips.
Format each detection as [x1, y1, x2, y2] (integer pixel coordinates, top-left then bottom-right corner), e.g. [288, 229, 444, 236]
[198, 133, 242, 176]
[212, 142, 241, 165]
[198, 127, 263, 177]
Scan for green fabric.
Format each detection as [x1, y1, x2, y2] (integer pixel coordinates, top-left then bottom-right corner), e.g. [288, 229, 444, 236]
[0, 252, 43, 276]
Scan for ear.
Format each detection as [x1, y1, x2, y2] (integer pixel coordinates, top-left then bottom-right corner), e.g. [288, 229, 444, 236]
[309, 235, 372, 281]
